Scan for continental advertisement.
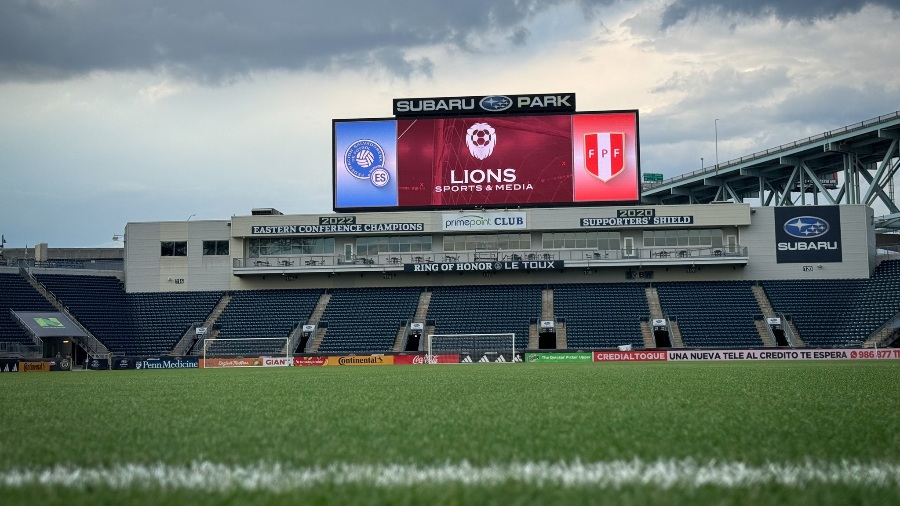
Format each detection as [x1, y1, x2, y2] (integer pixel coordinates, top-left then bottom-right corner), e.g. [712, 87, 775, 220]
[526, 352, 593, 363]
[326, 355, 394, 366]
[19, 361, 51, 373]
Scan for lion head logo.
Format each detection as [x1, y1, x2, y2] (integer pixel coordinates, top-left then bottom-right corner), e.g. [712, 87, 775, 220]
[466, 123, 497, 160]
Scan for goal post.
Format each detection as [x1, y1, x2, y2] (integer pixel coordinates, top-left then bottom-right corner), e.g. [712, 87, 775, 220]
[201, 337, 290, 367]
[426, 333, 516, 363]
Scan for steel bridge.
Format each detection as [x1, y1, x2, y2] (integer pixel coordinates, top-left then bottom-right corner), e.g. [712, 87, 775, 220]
[640, 110, 900, 232]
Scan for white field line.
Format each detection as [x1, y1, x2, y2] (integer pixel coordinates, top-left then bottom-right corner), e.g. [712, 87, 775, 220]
[1, 459, 899, 492]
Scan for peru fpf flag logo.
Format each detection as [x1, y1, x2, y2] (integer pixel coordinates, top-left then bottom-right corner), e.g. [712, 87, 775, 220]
[584, 132, 625, 182]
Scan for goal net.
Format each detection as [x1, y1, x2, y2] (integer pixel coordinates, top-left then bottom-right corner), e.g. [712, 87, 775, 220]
[201, 337, 290, 367]
[426, 333, 517, 363]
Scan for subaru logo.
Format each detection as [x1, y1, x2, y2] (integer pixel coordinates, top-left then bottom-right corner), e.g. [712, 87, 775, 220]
[784, 216, 830, 238]
[479, 95, 512, 112]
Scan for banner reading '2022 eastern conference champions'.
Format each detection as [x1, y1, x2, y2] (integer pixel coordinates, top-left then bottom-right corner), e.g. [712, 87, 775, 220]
[333, 111, 640, 211]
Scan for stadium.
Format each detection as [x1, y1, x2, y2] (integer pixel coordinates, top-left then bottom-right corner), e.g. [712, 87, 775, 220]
[2, 94, 900, 504]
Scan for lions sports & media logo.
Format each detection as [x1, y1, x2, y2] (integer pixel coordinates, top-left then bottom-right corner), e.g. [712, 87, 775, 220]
[466, 123, 497, 160]
[783, 217, 829, 238]
[344, 139, 388, 187]
[774, 206, 842, 264]
[584, 132, 625, 182]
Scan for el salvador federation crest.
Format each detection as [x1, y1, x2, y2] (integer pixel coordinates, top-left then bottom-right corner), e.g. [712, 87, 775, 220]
[344, 139, 388, 187]
[584, 132, 625, 182]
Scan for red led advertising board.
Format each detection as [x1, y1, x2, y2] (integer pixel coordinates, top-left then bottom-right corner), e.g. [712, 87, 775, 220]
[333, 110, 639, 211]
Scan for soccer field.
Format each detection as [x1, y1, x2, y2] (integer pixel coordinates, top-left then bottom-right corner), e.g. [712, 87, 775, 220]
[1, 361, 899, 505]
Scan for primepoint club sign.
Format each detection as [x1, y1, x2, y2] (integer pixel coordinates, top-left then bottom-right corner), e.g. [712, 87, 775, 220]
[333, 108, 640, 211]
[442, 212, 526, 231]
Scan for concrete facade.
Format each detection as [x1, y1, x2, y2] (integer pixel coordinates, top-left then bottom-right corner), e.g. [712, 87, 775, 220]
[123, 204, 874, 293]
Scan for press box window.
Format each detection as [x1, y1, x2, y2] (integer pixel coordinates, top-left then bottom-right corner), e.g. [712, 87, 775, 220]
[161, 241, 188, 257]
[202, 240, 229, 256]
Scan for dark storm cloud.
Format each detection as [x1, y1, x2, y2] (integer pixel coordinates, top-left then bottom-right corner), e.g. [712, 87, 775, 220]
[661, 0, 900, 27]
[0, 0, 619, 84]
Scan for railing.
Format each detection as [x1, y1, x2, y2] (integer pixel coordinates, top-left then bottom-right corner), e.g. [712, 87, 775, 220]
[777, 313, 798, 348]
[233, 246, 748, 269]
[642, 109, 900, 191]
[2, 258, 124, 270]
[0, 342, 42, 358]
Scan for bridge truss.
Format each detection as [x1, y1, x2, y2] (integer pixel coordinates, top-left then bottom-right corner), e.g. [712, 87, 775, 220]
[641, 111, 900, 232]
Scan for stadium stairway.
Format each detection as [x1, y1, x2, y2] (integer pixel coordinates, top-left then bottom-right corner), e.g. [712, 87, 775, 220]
[308, 326, 328, 353]
[528, 323, 539, 349]
[640, 320, 655, 348]
[864, 310, 900, 347]
[173, 292, 233, 355]
[645, 287, 664, 320]
[668, 319, 685, 348]
[305, 292, 332, 353]
[392, 325, 408, 352]
[750, 285, 784, 347]
[19, 269, 110, 357]
[786, 319, 805, 347]
[555, 321, 567, 349]
[753, 319, 776, 347]
[530, 287, 553, 349]
[541, 288, 553, 320]
[393, 289, 432, 352]
[644, 286, 683, 348]
[309, 292, 331, 327]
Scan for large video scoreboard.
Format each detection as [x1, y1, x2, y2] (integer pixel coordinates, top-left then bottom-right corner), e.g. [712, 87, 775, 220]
[332, 94, 640, 212]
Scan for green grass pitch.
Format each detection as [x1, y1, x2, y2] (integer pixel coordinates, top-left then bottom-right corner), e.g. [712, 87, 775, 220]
[1, 361, 899, 505]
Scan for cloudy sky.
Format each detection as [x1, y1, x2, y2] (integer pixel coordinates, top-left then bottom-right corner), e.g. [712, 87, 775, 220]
[1, 0, 898, 248]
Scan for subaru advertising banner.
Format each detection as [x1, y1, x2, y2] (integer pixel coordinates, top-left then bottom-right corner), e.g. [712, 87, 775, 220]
[333, 111, 640, 211]
[774, 206, 842, 263]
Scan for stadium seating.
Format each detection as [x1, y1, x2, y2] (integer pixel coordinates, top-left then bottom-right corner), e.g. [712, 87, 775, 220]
[214, 289, 323, 355]
[552, 283, 649, 349]
[36, 273, 221, 356]
[426, 284, 542, 350]
[0, 272, 57, 346]
[763, 259, 900, 347]
[318, 287, 421, 353]
[4, 260, 897, 355]
[656, 280, 764, 348]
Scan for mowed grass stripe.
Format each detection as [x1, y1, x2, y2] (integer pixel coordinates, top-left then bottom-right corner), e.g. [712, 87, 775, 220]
[3, 459, 900, 491]
[1, 361, 898, 468]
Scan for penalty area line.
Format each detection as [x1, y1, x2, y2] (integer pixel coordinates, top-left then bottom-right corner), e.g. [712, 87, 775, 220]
[1, 459, 899, 492]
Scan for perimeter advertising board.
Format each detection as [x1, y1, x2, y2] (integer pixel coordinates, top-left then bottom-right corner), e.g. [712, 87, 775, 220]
[326, 355, 394, 366]
[333, 111, 640, 211]
[0, 359, 18, 373]
[526, 353, 592, 363]
[393, 354, 459, 364]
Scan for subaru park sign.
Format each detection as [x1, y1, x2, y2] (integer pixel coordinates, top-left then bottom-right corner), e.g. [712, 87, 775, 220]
[774, 206, 842, 263]
[393, 93, 576, 117]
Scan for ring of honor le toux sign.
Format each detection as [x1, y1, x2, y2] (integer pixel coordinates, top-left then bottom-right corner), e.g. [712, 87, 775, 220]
[774, 206, 842, 263]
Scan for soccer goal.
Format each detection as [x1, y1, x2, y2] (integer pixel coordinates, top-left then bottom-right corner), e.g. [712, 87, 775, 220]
[201, 337, 290, 367]
[426, 333, 516, 363]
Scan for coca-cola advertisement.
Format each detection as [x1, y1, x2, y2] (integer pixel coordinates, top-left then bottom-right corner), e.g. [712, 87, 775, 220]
[393, 354, 459, 365]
